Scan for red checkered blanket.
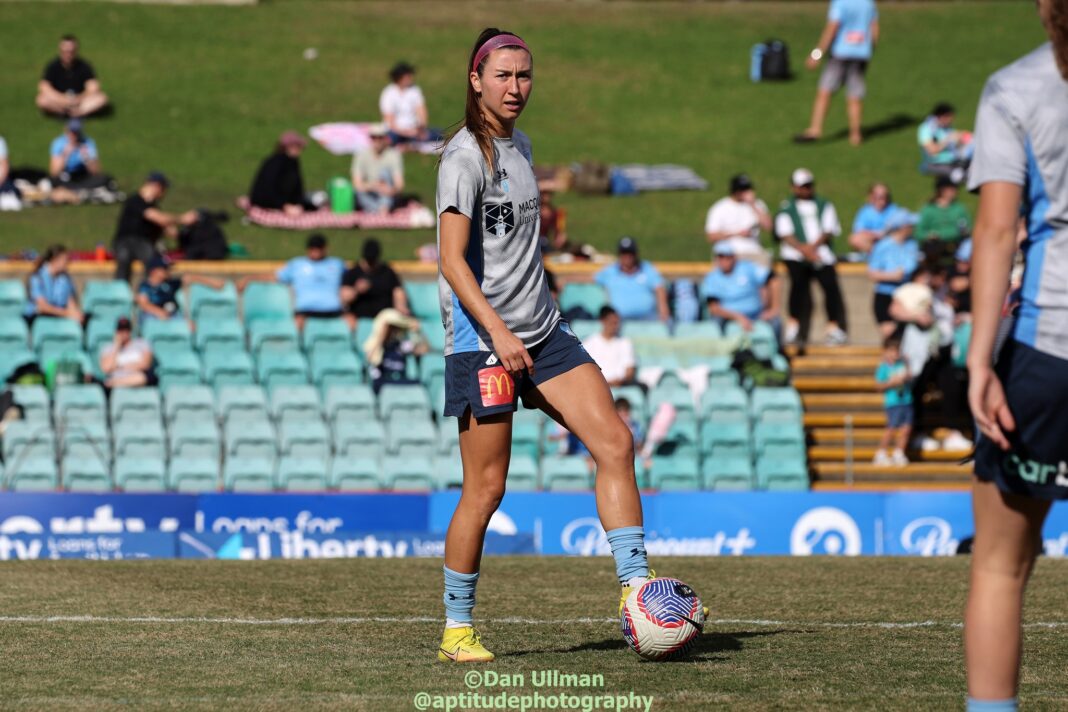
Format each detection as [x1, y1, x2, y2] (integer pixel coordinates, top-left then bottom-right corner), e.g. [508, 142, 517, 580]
[236, 197, 435, 231]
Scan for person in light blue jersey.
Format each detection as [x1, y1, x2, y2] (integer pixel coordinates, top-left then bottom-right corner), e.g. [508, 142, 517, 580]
[867, 208, 919, 337]
[795, 0, 879, 146]
[240, 233, 345, 330]
[848, 182, 897, 256]
[965, 4, 1068, 710]
[918, 102, 974, 183]
[594, 237, 670, 322]
[700, 242, 780, 335]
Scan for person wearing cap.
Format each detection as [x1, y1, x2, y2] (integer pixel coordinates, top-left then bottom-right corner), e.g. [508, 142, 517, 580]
[380, 61, 440, 145]
[112, 172, 197, 283]
[867, 208, 921, 337]
[704, 173, 772, 263]
[241, 234, 345, 330]
[918, 102, 973, 181]
[352, 124, 404, 214]
[99, 317, 155, 389]
[700, 243, 781, 334]
[135, 256, 226, 322]
[48, 119, 100, 187]
[848, 183, 898, 257]
[795, 0, 878, 146]
[341, 237, 410, 323]
[36, 34, 109, 118]
[916, 175, 972, 260]
[248, 130, 312, 214]
[594, 238, 670, 322]
[775, 168, 848, 346]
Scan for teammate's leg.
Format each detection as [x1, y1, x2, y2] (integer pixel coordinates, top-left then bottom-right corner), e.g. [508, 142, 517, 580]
[964, 480, 1051, 707]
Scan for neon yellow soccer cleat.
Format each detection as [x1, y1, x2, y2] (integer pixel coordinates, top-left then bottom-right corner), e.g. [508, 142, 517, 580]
[438, 626, 495, 663]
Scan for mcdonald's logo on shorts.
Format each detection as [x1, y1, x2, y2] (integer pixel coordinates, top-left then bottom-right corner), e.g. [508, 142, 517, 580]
[478, 365, 514, 407]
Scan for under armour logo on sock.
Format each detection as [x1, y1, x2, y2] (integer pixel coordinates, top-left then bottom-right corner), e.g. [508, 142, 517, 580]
[630, 547, 642, 557]
[447, 593, 475, 601]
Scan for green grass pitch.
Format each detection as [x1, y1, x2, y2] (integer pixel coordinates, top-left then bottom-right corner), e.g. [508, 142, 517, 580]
[0, 1, 1045, 262]
[2, 557, 1068, 710]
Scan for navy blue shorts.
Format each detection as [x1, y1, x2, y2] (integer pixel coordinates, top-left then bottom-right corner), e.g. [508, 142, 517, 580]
[974, 340, 1068, 500]
[444, 320, 596, 419]
[885, 404, 913, 429]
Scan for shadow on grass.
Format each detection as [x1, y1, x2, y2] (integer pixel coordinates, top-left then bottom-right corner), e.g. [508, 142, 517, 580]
[826, 112, 920, 143]
[502, 629, 790, 661]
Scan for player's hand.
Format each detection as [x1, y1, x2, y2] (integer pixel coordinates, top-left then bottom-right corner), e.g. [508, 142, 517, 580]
[490, 328, 534, 376]
[969, 366, 1015, 451]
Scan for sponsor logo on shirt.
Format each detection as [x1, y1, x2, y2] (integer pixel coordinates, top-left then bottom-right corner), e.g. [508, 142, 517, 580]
[478, 365, 514, 407]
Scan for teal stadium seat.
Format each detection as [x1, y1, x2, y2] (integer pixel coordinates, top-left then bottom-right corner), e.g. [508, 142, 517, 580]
[508, 455, 540, 491]
[168, 420, 221, 460]
[437, 422, 461, 458]
[0, 348, 36, 383]
[387, 419, 437, 459]
[0, 317, 29, 350]
[63, 455, 112, 492]
[168, 458, 220, 493]
[248, 319, 299, 355]
[433, 455, 464, 489]
[311, 349, 362, 389]
[674, 321, 724, 340]
[224, 457, 276, 492]
[242, 283, 293, 325]
[700, 421, 751, 460]
[0, 280, 27, 319]
[164, 384, 214, 424]
[353, 318, 374, 353]
[194, 318, 245, 354]
[142, 318, 193, 351]
[657, 414, 699, 458]
[110, 387, 162, 427]
[40, 347, 96, 382]
[511, 419, 541, 461]
[750, 387, 803, 425]
[383, 456, 435, 491]
[324, 384, 375, 423]
[2, 421, 56, 462]
[224, 420, 277, 462]
[60, 421, 110, 461]
[302, 318, 350, 353]
[649, 455, 702, 490]
[156, 349, 202, 389]
[8, 458, 58, 492]
[185, 282, 238, 321]
[11, 385, 50, 423]
[649, 382, 695, 416]
[753, 421, 806, 460]
[333, 418, 385, 458]
[54, 384, 106, 424]
[257, 351, 309, 389]
[217, 385, 269, 425]
[31, 317, 82, 355]
[280, 419, 331, 460]
[622, 321, 671, 339]
[113, 422, 166, 459]
[270, 384, 322, 423]
[559, 283, 607, 316]
[700, 387, 749, 424]
[331, 457, 382, 491]
[378, 384, 431, 420]
[420, 318, 446, 352]
[406, 282, 440, 320]
[756, 458, 809, 491]
[611, 385, 648, 421]
[83, 280, 133, 315]
[203, 350, 255, 388]
[725, 320, 778, 360]
[542, 456, 593, 491]
[85, 315, 121, 356]
[278, 456, 328, 491]
[570, 319, 600, 340]
[702, 457, 755, 491]
[115, 456, 167, 492]
[419, 353, 446, 386]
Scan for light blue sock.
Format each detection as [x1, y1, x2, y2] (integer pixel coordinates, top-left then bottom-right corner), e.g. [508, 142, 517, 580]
[605, 525, 649, 585]
[966, 698, 1018, 712]
[443, 566, 479, 625]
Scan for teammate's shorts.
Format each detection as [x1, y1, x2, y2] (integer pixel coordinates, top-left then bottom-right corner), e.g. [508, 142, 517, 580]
[443, 320, 596, 419]
[819, 58, 868, 99]
[440, 322, 593, 420]
[885, 404, 913, 429]
[873, 292, 894, 324]
[974, 339, 1068, 500]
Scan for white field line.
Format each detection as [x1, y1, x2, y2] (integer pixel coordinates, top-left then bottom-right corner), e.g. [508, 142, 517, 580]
[0, 614, 1066, 630]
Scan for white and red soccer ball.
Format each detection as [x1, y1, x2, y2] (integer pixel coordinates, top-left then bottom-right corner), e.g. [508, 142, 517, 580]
[620, 578, 705, 660]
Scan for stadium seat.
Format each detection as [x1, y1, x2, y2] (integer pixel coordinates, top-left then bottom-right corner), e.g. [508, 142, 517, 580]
[278, 456, 328, 492]
[256, 351, 309, 389]
[570, 319, 600, 341]
[750, 387, 803, 424]
[224, 419, 277, 462]
[406, 282, 440, 320]
[333, 418, 385, 458]
[168, 458, 220, 493]
[324, 384, 375, 423]
[419, 353, 446, 386]
[674, 321, 724, 340]
[85, 315, 121, 356]
[224, 457, 276, 492]
[511, 418, 541, 461]
[110, 387, 162, 427]
[0, 348, 36, 384]
[269, 384, 322, 423]
[168, 420, 221, 460]
[0, 317, 29, 350]
[115, 456, 167, 492]
[433, 455, 464, 489]
[649, 454, 702, 490]
[54, 384, 106, 424]
[248, 319, 299, 355]
[142, 318, 193, 351]
[10, 385, 50, 423]
[428, 372, 446, 417]
[378, 384, 431, 420]
[279, 419, 331, 460]
[420, 318, 446, 352]
[509, 455, 540, 491]
[242, 283, 293, 325]
[164, 384, 215, 424]
[113, 422, 166, 460]
[387, 419, 437, 459]
[755, 458, 809, 491]
[559, 283, 607, 317]
[202, 350, 255, 388]
[649, 382, 695, 416]
[217, 385, 269, 423]
[194, 318, 245, 353]
[60, 421, 110, 461]
[382, 455, 435, 491]
[83, 280, 133, 316]
[542, 456, 593, 491]
[753, 421, 806, 460]
[63, 455, 112, 492]
[7, 457, 58, 491]
[352, 318, 374, 352]
[331, 457, 382, 491]
[39, 346, 95, 382]
[657, 414, 699, 458]
[611, 385, 648, 421]
[185, 282, 238, 321]
[2, 421, 56, 462]
[310, 349, 363, 388]
[699, 387, 749, 424]
[0, 280, 27, 319]
[437, 422, 461, 458]
[156, 349, 203, 389]
[725, 320, 778, 360]
[700, 421, 751, 460]
[302, 318, 351, 353]
[31, 317, 82, 355]
[707, 367, 741, 390]
[702, 457, 755, 491]
[622, 321, 671, 339]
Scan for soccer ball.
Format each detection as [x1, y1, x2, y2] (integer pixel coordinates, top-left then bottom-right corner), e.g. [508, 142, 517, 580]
[620, 578, 705, 661]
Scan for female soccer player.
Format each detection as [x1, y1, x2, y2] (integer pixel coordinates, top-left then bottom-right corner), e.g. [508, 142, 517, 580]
[966, 3, 1068, 709]
[435, 28, 652, 663]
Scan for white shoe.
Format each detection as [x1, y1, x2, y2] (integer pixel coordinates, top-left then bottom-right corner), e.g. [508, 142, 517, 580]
[783, 321, 800, 346]
[921, 437, 940, 452]
[873, 450, 891, 466]
[891, 449, 909, 467]
[942, 431, 973, 451]
[825, 327, 848, 346]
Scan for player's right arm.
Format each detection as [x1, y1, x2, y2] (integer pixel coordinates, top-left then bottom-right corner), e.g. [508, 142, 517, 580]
[439, 208, 534, 375]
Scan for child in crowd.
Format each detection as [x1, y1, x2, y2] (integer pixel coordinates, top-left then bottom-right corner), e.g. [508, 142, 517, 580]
[873, 336, 912, 467]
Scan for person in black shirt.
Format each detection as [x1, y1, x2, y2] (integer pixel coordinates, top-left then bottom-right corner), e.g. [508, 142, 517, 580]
[249, 131, 312, 214]
[36, 35, 109, 118]
[135, 255, 225, 321]
[112, 172, 196, 282]
[340, 238, 410, 324]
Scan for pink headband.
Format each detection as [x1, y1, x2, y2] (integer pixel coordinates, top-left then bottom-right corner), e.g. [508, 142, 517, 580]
[471, 34, 530, 73]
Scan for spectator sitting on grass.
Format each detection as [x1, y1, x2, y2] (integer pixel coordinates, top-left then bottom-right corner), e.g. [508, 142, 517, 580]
[36, 34, 110, 118]
[249, 131, 313, 215]
[873, 335, 911, 468]
[916, 176, 972, 261]
[582, 306, 636, 387]
[48, 119, 100, 188]
[847, 182, 897, 257]
[704, 173, 771, 262]
[917, 102, 972, 183]
[700, 242, 781, 334]
[135, 255, 226, 322]
[867, 209, 919, 338]
[341, 238, 410, 323]
[24, 244, 82, 325]
[594, 237, 670, 322]
[99, 317, 156, 389]
[240, 233, 345, 330]
[0, 135, 15, 209]
[379, 62, 441, 146]
[352, 124, 404, 215]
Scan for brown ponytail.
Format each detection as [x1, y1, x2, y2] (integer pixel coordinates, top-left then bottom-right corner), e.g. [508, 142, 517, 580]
[1041, 0, 1068, 80]
[26, 244, 67, 289]
[442, 27, 527, 172]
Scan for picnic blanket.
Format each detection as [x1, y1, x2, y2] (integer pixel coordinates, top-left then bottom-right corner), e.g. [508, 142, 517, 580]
[610, 164, 708, 194]
[236, 196, 435, 231]
[309, 122, 441, 156]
